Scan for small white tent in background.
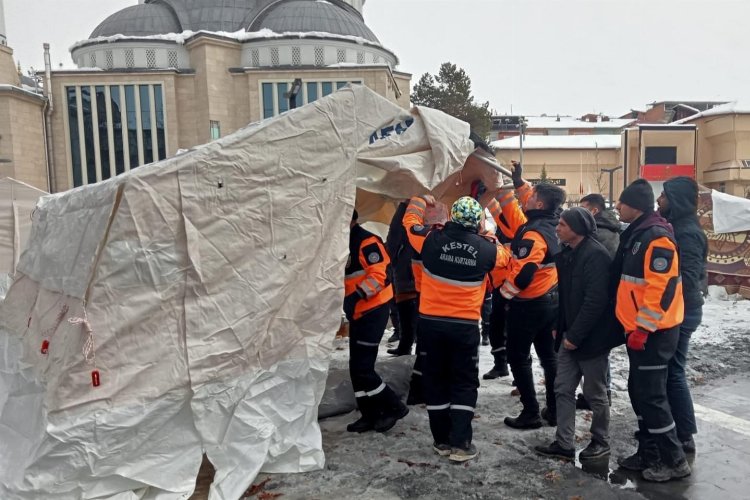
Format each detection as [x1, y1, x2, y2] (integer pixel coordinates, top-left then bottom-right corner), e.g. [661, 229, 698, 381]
[0, 178, 47, 296]
[0, 85, 503, 500]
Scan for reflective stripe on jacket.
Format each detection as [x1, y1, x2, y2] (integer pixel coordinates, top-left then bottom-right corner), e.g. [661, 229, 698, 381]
[403, 196, 510, 321]
[345, 224, 393, 320]
[616, 225, 684, 332]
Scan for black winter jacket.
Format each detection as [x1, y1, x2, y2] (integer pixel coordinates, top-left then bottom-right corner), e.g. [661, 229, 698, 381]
[663, 177, 708, 310]
[593, 209, 621, 258]
[385, 202, 416, 295]
[555, 236, 622, 359]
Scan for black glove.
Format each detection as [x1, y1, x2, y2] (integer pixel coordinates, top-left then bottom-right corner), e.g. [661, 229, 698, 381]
[511, 160, 524, 188]
[343, 291, 363, 321]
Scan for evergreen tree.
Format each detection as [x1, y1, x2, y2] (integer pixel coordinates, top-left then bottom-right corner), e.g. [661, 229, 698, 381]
[411, 62, 492, 139]
[539, 164, 549, 183]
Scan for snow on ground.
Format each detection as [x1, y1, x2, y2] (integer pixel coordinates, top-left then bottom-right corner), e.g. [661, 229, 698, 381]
[242, 292, 750, 500]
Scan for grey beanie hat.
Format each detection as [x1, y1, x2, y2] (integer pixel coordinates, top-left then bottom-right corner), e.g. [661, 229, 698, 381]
[561, 206, 597, 236]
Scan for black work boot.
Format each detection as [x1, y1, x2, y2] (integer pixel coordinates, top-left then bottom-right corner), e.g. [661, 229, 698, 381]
[617, 452, 646, 471]
[347, 397, 377, 433]
[580, 440, 611, 461]
[642, 460, 691, 482]
[386, 347, 411, 356]
[504, 411, 542, 430]
[483, 366, 510, 380]
[373, 390, 409, 433]
[534, 441, 574, 461]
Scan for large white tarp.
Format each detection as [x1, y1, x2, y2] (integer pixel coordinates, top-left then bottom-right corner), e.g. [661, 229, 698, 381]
[0, 86, 499, 499]
[711, 189, 750, 234]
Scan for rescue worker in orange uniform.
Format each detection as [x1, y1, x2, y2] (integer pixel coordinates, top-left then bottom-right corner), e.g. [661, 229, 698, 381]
[344, 210, 409, 433]
[403, 195, 510, 462]
[613, 179, 691, 482]
[486, 161, 566, 429]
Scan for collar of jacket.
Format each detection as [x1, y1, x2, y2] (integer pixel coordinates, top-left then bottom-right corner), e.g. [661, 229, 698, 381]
[523, 208, 560, 221]
[444, 220, 479, 235]
[621, 210, 673, 244]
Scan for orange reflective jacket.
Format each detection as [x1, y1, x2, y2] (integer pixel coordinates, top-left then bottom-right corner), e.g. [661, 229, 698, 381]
[345, 224, 393, 320]
[488, 183, 559, 300]
[403, 196, 510, 322]
[616, 219, 684, 332]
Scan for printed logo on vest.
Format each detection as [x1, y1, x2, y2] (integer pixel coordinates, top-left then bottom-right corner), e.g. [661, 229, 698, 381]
[519, 247, 529, 257]
[632, 242, 641, 255]
[652, 257, 668, 272]
[368, 252, 381, 264]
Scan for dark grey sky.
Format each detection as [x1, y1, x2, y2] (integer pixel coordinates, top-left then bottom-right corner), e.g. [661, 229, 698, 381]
[6, 0, 749, 116]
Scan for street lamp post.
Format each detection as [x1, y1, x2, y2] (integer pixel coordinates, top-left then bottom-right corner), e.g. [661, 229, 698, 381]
[601, 166, 623, 209]
[285, 78, 303, 110]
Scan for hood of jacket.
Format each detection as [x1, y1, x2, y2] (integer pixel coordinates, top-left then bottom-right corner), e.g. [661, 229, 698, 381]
[663, 177, 699, 222]
[595, 209, 622, 233]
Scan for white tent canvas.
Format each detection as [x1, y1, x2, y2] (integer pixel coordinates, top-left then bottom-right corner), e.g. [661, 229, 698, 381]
[0, 86, 501, 499]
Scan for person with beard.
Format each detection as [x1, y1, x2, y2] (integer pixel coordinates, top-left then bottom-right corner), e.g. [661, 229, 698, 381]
[657, 177, 708, 454]
[614, 179, 690, 482]
[534, 207, 616, 462]
[486, 163, 566, 429]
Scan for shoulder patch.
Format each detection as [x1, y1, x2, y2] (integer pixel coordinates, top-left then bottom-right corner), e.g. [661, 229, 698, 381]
[362, 242, 384, 266]
[650, 247, 675, 274]
[516, 239, 535, 259]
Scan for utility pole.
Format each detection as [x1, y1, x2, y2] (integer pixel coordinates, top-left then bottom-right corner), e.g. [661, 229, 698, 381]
[601, 166, 623, 209]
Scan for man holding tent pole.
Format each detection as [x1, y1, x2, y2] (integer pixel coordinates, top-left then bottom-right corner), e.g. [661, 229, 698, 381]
[344, 210, 409, 433]
[403, 194, 510, 462]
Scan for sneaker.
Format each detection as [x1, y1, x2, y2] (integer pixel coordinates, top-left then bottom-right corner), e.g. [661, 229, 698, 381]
[682, 437, 696, 454]
[387, 332, 400, 343]
[579, 440, 611, 461]
[449, 443, 478, 463]
[534, 441, 574, 461]
[541, 407, 557, 426]
[483, 367, 510, 380]
[346, 415, 375, 433]
[617, 452, 646, 471]
[504, 412, 543, 430]
[642, 460, 691, 482]
[575, 393, 591, 410]
[374, 404, 409, 433]
[433, 442, 452, 457]
[386, 347, 411, 356]
[481, 333, 490, 346]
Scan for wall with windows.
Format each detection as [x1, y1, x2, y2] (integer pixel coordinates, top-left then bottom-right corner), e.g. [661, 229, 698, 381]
[72, 42, 190, 70]
[241, 39, 396, 69]
[49, 72, 180, 190]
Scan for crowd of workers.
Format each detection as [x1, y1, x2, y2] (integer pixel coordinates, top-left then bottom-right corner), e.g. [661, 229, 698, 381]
[342, 160, 707, 483]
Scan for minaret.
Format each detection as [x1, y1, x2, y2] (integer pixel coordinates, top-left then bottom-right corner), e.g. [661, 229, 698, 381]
[0, 0, 7, 46]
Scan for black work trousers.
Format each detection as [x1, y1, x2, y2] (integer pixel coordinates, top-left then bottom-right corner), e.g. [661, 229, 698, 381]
[350, 303, 401, 419]
[506, 293, 558, 415]
[628, 325, 686, 467]
[489, 290, 509, 369]
[395, 297, 418, 353]
[420, 316, 480, 448]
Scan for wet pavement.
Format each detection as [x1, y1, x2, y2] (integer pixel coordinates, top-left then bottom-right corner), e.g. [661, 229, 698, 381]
[610, 374, 750, 500]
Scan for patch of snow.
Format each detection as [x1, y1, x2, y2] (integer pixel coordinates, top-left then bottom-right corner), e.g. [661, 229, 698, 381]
[70, 28, 391, 53]
[517, 116, 636, 130]
[491, 134, 622, 150]
[675, 100, 750, 122]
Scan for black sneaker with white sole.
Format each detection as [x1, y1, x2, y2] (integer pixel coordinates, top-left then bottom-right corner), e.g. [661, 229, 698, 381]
[433, 443, 451, 456]
[449, 444, 478, 463]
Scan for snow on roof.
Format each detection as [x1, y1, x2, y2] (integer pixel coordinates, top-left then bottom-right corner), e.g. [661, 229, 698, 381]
[490, 134, 622, 150]
[675, 100, 750, 123]
[520, 116, 635, 130]
[70, 28, 389, 53]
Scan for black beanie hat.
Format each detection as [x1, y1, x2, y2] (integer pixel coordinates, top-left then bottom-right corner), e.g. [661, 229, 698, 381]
[619, 178, 654, 213]
[561, 206, 597, 236]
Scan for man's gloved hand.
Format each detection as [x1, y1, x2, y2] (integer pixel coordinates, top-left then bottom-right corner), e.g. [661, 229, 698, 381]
[511, 160, 524, 188]
[627, 329, 649, 351]
[343, 290, 363, 321]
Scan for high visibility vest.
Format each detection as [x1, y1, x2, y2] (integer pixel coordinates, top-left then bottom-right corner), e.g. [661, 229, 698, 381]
[616, 225, 684, 332]
[345, 224, 393, 320]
